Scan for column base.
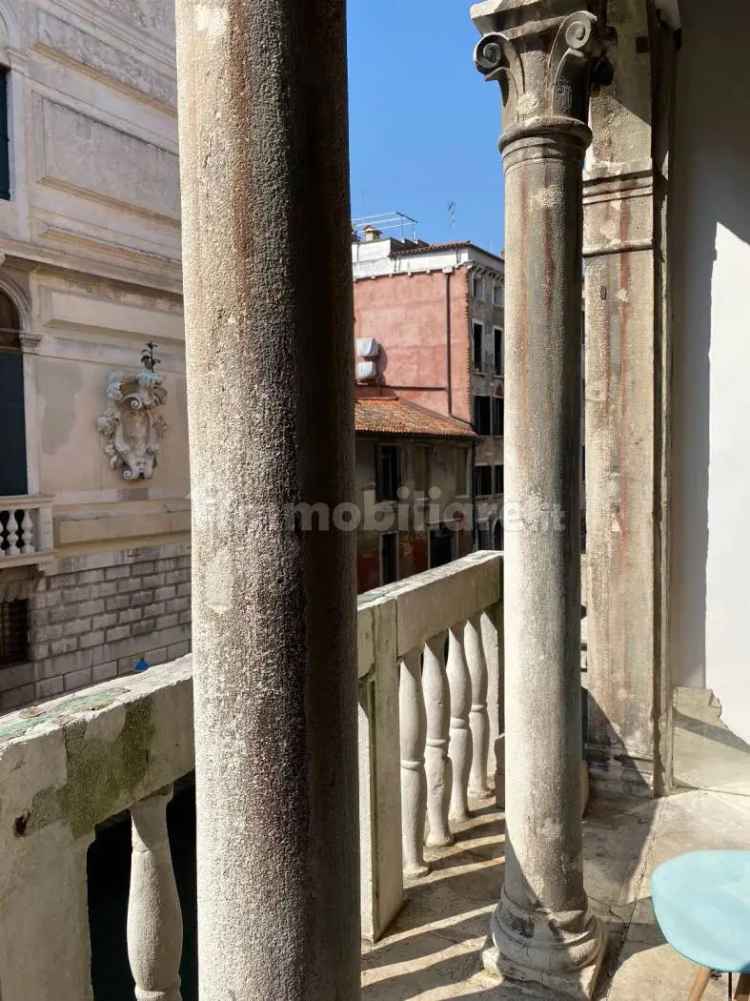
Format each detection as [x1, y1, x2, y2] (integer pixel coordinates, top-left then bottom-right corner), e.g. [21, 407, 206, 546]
[481, 894, 606, 1001]
[482, 945, 604, 1001]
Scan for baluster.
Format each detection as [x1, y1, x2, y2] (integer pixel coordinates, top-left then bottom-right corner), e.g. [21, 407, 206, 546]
[399, 649, 430, 877]
[482, 604, 504, 808]
[423, 631, 453, 847]
[447, 621, 473, 822]
[6, 511, 20, 557]
[0, 511, 7, 557]
[466, 613, 491, 797]
[19, 510, 35, 553]
[127, 786, 183, 1001]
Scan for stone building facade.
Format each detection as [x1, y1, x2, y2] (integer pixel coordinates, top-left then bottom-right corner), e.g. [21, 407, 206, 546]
[353, 235, 505, 549]
[354, 388, 475, 592]
[0, 0, 188, 710]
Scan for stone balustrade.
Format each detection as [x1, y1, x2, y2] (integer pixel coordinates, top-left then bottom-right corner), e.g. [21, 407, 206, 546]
[357, 551, 503, 940]
[0, 553, 503, 999]
[0, 658, 193, 1001]
[0, 495, 54, 566]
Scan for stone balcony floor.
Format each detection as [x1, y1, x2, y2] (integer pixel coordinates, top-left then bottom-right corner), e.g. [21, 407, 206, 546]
[363, 696, 750, 1000]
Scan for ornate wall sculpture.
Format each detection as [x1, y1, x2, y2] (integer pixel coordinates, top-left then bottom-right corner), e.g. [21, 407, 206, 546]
[97, 343, 167, 480]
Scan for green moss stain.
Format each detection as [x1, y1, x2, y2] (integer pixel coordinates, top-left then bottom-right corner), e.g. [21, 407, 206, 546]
[21, 701, 155, 840]
[0, 691, 121, 743]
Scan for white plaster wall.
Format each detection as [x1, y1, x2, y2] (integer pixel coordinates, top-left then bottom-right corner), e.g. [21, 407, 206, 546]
[670, 0, 750, 742]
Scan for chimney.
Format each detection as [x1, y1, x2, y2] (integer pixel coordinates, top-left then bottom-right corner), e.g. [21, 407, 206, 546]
[363, 225, 383, 242]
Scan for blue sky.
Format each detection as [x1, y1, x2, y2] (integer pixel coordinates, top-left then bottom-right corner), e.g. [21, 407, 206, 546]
[347, 1, 505, 256]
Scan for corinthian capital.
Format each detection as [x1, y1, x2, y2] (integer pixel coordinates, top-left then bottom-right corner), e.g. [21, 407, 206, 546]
[472, 0, 610, 141]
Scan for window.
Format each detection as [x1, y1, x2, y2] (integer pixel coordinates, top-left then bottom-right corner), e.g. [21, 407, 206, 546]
[473, 396, 491, 436]
[473, 465, 492, 497]
[0, 69, 9, 201]
[381, 533, 398, 585]
[430, 524, 454, 569]
[492, 397, 504, 437]
[477, 521, 492, 550]
[414, 445, 429, 494]
[493, 284, 503, 306]
[494, 328, 504, 376]
[376, 444, 400, 501]
[493, 519, 504, 551]
[472, 275, 484, 301]
[472, 322, 483, 371]
[455, 449, 468, 495]
[0, 599, 29, 667]
[0, 290, 27, 495]
[494, 464, 504, 495]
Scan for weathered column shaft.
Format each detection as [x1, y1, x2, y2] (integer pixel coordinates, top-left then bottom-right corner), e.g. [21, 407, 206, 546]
[472, 2, 609, 998]
[175, 2, 359, 999]
[503, 127, 586, 913]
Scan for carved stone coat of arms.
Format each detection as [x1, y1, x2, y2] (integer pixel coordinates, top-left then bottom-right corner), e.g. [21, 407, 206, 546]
[97, 346, 168, 480]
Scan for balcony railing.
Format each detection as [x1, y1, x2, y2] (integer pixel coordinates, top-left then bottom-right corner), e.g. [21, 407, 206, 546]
[0, 553, 502, 1000]
[0, 495, 54, 567]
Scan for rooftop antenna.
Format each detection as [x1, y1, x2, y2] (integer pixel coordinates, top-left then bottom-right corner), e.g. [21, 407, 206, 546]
[351, 211, 418, 243]
[448, 201, 457, 232]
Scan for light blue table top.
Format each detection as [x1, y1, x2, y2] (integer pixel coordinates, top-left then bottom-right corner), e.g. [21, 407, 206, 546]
[652, 851, 750, 974]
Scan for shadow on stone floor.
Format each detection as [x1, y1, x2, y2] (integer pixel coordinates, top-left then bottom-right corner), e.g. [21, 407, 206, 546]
[362, 791, 665, 1001]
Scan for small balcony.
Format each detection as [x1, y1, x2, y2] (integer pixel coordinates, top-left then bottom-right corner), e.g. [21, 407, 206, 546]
[1, 554, 748, 1001]
[0, 495, 54, 569]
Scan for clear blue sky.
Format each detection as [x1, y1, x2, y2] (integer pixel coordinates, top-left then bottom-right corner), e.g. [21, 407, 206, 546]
[347, 1, 505, 256]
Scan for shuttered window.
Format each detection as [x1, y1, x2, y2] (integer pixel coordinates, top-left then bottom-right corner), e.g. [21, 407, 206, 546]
[0, 69, 9, 201]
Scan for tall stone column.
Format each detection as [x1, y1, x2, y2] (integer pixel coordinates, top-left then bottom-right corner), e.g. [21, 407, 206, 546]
[471, 2, 609, 998]
[174, 4, 359, 1001]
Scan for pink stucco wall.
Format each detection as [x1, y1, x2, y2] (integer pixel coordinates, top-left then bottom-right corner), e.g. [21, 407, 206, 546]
[354, 269, 473, 424]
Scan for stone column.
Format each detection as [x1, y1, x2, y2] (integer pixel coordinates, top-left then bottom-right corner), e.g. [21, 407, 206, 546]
[175, 3, 359, 1000]
[471, 2, 609, 998]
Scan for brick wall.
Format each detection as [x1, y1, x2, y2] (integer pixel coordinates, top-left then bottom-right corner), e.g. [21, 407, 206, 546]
[0, 544, 191, 711]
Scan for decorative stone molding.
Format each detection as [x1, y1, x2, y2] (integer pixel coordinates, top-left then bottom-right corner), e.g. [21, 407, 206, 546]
[18, 331, 43, 354]
[473, 0, 611, 144]
[97, 344, 167, 481]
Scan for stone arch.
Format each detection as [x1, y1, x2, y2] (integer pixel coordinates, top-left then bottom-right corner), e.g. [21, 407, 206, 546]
[0, 284, 20, 348]
[0, 273, 30, 334]
[0, 3, 21, 52]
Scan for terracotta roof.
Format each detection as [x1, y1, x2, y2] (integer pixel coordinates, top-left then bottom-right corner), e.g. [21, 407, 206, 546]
[355, 395, 476, 439]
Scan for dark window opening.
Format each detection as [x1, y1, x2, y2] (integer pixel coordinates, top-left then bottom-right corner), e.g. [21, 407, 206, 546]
[493, 519, 504, 551]
[430, 525, 454, 569]
[494, 464, 504, 495]
[492, 397, 504, 437]
[494, 329, 503, 375]
[0, 599, 29, 667]
[376, 445, 400, 501]
[473, 465, 492, 497]
[0, 290, 27, 495]
[472, 322, 483, 371]
[473, 396, 491, 436]
[0, 69, 9, 201]
[381, 533, 398, 585]
[477, 521, 492, 550]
